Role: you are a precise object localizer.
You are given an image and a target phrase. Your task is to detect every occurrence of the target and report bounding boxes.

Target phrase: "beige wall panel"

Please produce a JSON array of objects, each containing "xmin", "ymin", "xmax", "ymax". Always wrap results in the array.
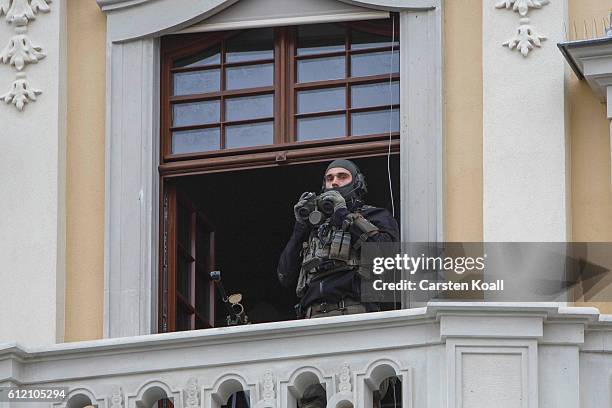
[
  {"xmin": 568, "ymin": 0, "xmax": 612, "ymax": 314},
  {"xmin": 65, "ymin": 0, "xmax": 106, "ymax": 341},
  {"xmin": 444, "ymin": 0, "xmax": 483, "ymax": 241}
]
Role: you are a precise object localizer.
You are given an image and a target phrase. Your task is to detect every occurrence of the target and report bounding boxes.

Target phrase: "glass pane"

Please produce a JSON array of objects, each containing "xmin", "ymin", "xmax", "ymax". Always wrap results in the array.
[
  {"xmin": 351, "ymin": 51, "xmax": 400, "ymax": 77},
  {"xmin": 177, "ymin": 255, "xmax": 191, "ymax": 298},
  {"xmin": 226, "ymin": 64, "xmax": 273, "ymax": 90},
  {"xmin": 226, "ymin": 29, "xmax": 274, "ymax": 63},
  {"xmin": 297, "ymin": 56, "xmax": 345, "ymax": 83},
  {"xmin": 195, "ymin": 267, "xmax": 210, "ymax": 318},
  {"xmin": 351, "ymin": 27, "xmax": 399, "ymax": 50},
  {"xmin": 297, "ymin": 114, "xmax": 345, "ymax": 141},
  {"xmin": 297, "ymin": 87, "xmax": 345, "ymax": 114},
  {"xmin": 351, "ymin": 82, "xmax": 399, "ymax": 108},
  {"xmin": 297, "ymin": 24, "xmax": 345, "ymax": 56},
  {"xmin": 177, "ymin": 204, "xmax": 191, "ymax": 247},
  {"xmin": 226, "ymin": 94, "xmax": 274, "ymax": 122},
  {"xmin": 173, "ymin": 69, "xmax": 220, "ymax": 96},
  {"xmin": 351, "ymin": 108, "xmax": 400, "ymax": 136},
  {"xmin": 176, "ymin": 301, "xmax": 191, "ymax": 331},
  {"xmin": 226, "ymin": 121, "xmax": 273, "ymax": 149},
  {"xmin": 172, "ymin": 128, "xmax": 220, "ymax": 154},
  {"xmin": 173, "ymin": 101, "xmax": 220, "ymax": 127},
  {"xmin": 174, "ymin": 47, "xmax": 220, "ymax": 68},
  {"xmin": 196, "ymin": 223, "xmax": 211, "ymax": 262}
]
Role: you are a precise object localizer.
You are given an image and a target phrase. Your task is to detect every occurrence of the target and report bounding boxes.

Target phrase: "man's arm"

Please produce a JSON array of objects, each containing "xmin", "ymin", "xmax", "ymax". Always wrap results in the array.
[{"xmin": 276, "ymin": 221, "xmax": 310, "ymax": 289}]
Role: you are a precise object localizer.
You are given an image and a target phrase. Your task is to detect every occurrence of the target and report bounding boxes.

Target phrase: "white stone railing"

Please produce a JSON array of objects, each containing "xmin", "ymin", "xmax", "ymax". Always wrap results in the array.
[{"xmin": 0, "ymin": 303, "xmax": 611, "ymax": 408}]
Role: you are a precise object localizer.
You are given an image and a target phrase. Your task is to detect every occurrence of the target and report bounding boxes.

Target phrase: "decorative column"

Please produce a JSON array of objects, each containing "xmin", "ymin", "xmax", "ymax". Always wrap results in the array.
[
  {"xmin": 0, "ymin": 0, "xmax": 67, "ymax": 345},
  {"xmin": 483, "ymin": 0, "xmax": 568, "ymax": 241}
]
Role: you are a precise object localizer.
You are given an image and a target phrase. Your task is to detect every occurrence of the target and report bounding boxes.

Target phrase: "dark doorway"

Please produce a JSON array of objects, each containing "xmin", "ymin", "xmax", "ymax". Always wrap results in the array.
[{"xmin": 169, "ymin": 154, "xmax": 400, "ymax": 326}]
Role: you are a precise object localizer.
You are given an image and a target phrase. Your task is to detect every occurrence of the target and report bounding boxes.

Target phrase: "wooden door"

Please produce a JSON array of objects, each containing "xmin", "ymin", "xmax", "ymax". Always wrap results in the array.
[{"xmin": 161, "ymin": 183, "xmax": 216, "ymax": 332}]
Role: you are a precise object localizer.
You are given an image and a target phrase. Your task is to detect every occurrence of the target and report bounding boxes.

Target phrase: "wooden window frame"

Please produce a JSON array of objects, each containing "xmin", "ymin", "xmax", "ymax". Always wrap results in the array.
[
  {"xmin": 160, "ymin": 17, "xmax": 400, "ymax": 176},
  {"xmin": 161, "ymin": 184, "xmax": 216, "ymax": 333}
]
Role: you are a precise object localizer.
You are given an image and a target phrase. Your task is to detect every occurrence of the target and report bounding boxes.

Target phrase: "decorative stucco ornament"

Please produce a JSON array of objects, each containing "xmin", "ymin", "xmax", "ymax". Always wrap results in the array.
[
  {"xmin": 338, "ymin": 363, "xmax": 352, "ymax": 392},
  {"xmin": 261, "ymin": 370, "xmax": 275, "ymax": 400},
  {"xmin": 184, "ymin": 377, "xmax": 200, "ymax": 408},
  {"xmin": 0, "ymin": 27, "xmax": 45, "ymax": 70},
  {"xmin": 0, "ymin": 0, "xmax": 51, "ymax": 24},
  {"xmin": 109, "ymin": 387, "xmax": 123, "ymax": 408},
  {"xmin": 1, "ymin": 72, "xmax": 41, "ymax": 110},
  {"xmin": 496, "ymin": 0, "xmax": 550, "ymax": 17},
  {"xmin": 503, "ymin": 18, "xmax": 547, "ymax": 57}
]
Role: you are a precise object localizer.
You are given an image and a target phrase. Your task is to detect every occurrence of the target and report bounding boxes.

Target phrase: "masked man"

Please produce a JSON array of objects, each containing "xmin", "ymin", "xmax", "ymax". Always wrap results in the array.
[{"xmin": 277, "ymin": 159, "xmax": 400, "ymax": 319}]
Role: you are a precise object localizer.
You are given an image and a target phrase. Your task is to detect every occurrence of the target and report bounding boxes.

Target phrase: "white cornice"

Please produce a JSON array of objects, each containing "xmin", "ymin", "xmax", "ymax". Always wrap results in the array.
[
  {"xmin": 96, "ymin": 0, "xmax": 151, "ymax": 12},
  {"xmin": 96, "ymin": 0, "xmax": 439, "ymax": 41},
  {"xmin": 559, "ymin": 38, "xmax": 612, "ymax": 109}
]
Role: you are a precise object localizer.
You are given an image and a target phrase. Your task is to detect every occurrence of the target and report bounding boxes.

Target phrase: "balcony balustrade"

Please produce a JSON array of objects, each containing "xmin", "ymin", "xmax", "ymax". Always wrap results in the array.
[{"xmin": 0, "ymin": 303, "xmax": 611, "ymax": 408}]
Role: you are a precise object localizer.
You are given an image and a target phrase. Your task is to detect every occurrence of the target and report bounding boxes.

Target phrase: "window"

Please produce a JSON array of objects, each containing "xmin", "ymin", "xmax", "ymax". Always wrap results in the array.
[
  {"xmin": 159, "ymin": 18, "xmax": 402, "ymax": 332},
  {"xmin": 161, "ymin": 18, "xmax": 400, "ymax": 166}
]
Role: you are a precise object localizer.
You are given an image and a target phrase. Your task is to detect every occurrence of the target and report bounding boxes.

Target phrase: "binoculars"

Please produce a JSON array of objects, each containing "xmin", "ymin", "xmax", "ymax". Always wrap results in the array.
[{"xmin": 296, "ymin": 192, "xmax": 335, "ymax": 226}]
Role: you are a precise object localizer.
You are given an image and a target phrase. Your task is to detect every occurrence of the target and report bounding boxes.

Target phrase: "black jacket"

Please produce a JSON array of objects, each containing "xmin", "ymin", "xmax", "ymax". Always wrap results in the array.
[{"xmin": 277, "ymin": 205, "xmax": 399, "ymax": 308}]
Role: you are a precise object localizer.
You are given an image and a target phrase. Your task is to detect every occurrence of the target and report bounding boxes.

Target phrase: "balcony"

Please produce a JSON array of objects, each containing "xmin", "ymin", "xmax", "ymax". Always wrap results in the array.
[{"xmin": 0, "ymin": 303, "xmax": 611, "ymax": 408}]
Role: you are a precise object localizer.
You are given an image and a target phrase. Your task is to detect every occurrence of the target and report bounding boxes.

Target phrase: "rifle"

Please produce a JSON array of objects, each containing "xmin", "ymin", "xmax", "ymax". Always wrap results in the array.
[{"xmin": 209, "ymin": 270, "xmax": 250, "ymax": 326}]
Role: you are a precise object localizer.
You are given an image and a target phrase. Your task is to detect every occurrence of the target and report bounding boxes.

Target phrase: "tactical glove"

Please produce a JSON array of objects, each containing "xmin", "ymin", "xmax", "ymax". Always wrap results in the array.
[
  {"xmin": 294, "ymin": 192, "xmax": 316, "ymax": 224},
  {"xmin": 319, "ymin": 190, "xmax": 347, "ymax": 212}
]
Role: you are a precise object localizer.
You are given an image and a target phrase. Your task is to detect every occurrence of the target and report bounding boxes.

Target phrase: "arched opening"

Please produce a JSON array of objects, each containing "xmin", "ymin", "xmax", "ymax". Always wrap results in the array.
[
  {"xmin": 221, "ymin": 391, "xmax": 250, "ymax": 408},
  {"xmin": 65, "ymin": 394, "xmax": 94, "ymax": 408},
  {"xmin": 366, "ymin": 363, "xmax": 403, "ymax": 408}
]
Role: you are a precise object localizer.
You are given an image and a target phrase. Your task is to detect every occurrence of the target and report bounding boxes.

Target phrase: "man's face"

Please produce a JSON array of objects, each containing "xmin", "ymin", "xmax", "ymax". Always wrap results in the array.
[{"xmin": 324, "ymin": 167, "xmax": 353, "ymax": 189}]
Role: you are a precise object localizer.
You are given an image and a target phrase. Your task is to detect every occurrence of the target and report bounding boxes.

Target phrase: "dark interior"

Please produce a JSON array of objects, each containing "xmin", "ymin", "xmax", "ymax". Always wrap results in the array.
[{"xmin": 174, "ymin": 154, "xmax": 400, "ymax": 326}]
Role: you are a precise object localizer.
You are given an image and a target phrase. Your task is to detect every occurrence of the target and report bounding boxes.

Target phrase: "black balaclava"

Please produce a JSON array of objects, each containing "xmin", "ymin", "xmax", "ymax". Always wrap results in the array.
[{"xmin": 322, "ymin": 159, "xmax": 367, "ymax": 207}]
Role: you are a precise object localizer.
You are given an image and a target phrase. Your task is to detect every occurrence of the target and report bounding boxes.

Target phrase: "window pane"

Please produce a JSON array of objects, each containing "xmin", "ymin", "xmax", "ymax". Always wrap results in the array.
[
  {"xmin": 297, "ymin": 114, "xmax": 345, "ymax": 141},
  {"xmin": 351, "ymin": 82, "xmax": 399, "ymax": 108},
  {"xmin": 173, "ymin": 101, "xmax": 220, "ymax": 127},
  {"xmin": 174, "ymin": 47, "xmax": 220, "ymax": 68},
  {"xmin": 177, "ymin": 255, "xmax": 191, "ymax": 299},
  {"xmin": 226, "ymin": 121, "xmax": 273, "ymax": 149},
  {"xmin": 176, "ymin": 301, "xmax": 191, "ymax": 331},
  {"xmin": 177, "ymin": 203, "xmax": 191, "ymax": 247},
  {"xmin": 226, "ymin": 64, "xmax": 273, "ymax": 90},
  {"xmin": 226, "ymin": 29, "xmax": 274, "ymax": 63},
  {"xmin": 297, "ymin": 23, "xmax": 345, "ymax": 56},
  {"xmin": 173, "ymin": 70, "xmax": 220, "ymax": 96},
  {"xmin": 297, "ymin": 56, "xmax": 345, "ymax": 83},
  {"xmin": 172, "ymin": 128, "xmax": 220, "ymax": 154},
  {"xmin": 351, "ymin": 51, "xmax": 400, "ymax": 77},
  {"xmin": 195, "ymin": 267, "xmax": 210, "ymax": 319},
  {"xmin": 351, "ymin": 109, "xmax": 399, "ymax": 136},
  {"xmin": 226, "ymin": 94, "xmax": 274, "ymax": 122},
  {"xmin": 351, "ymin": 28, "xmax": 398, "ymax": 50},
  {"xmin": 297, "ymin": 87, "xmax": 345, "ymax": 114}
]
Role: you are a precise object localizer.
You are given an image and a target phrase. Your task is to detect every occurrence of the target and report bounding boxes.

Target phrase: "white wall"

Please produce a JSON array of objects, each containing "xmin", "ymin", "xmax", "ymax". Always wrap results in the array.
[
  {"xmin": 483, "ymin": 0, "xmax": 569, "ymax": 241},
  {"xmin": 0, "ymin": 0, "xmax": 67, "ymax": 346}
]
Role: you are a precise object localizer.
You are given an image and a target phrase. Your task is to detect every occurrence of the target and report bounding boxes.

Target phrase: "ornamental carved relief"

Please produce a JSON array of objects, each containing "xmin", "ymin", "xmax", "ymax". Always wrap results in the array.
[
  {"xmin": 337, "ymin": 363, "xmax": 352, "ymax": 392},
  {"xmin": 1, "ymin": 72, "xmax": 41, "ymax": 110},
  {"xmin": 184, "ymin": 377, "xmax": 200, "ymax": 408},
  {"xmin": 496, "ymin": 0, "xmax": 549, "ymax": 57},
  {"xmin": 109, "ymin": 387, "xmax": 124, "ymax": 408},
  {"xmin": 0, "ymin": 0, "xmax": 50, "ymax": 24},
  {"xmin": 496, "ymin": 0, "xmax": 549, "ymax": 17},
  {"xmin": 503, "ymin": 17, "xmax": 547, "ymax": 57},
  {"xmin": 0, "ymin": 0, "xmax": 49, "ymax": 111},
  {"xmin": 261, "ymin": 370, "xmax": 275, "ymax": 401},
  {"xmin": 0, "ymin": 26, "xmax": 45, "ymax": 70}
]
